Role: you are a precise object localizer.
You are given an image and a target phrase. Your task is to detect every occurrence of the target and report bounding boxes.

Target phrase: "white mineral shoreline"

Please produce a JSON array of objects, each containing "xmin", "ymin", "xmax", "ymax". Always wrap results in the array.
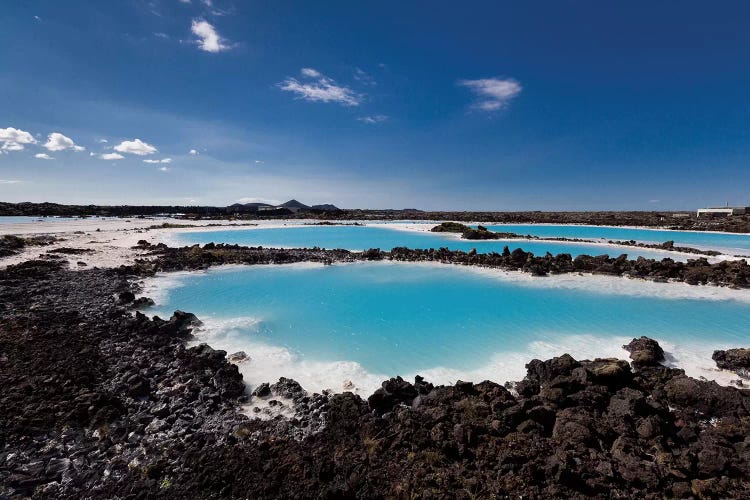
[{"xmin": 0, "ymin": 218, "xmax": 746, "ymax": 269}]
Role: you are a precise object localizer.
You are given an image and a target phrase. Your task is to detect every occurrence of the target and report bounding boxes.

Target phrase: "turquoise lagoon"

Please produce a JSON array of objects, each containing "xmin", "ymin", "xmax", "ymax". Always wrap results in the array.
[
  {"xmin": 147, "ymin": 261, "xmax": 750, "ymax": 395},
  {"xmin": 169, "ymin": 225, "xmax": 716, "ymax": 261},
  {"xmin": 482, "ymin": 224, "xmax": 750, "ymax": 255}
]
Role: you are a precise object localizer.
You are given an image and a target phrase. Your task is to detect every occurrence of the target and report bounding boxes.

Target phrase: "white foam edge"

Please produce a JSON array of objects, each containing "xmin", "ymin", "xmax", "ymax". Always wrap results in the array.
[{"xmin": 190, "ymin": 317, "xmax": 746, "ymax": 396}]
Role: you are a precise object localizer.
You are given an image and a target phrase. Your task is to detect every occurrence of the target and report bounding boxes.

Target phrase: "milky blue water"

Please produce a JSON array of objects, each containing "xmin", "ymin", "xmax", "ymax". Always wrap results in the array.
[
  {"xmin": 483, "ymin": 224, "xmax": 750, "ymax": 254},
  {"xmin": 148, "ymin": 262, "xmax": 750, "ymax": 393},
  {"xmin": 172, "ymin": 225, "xmax": 696, "ymax": 260}
]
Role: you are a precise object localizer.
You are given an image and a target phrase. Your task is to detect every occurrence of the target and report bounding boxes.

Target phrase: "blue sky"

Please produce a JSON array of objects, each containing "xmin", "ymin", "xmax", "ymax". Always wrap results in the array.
[{"xmin": 1, "ymin": 1, "xmax": 749, "ymax": 210}]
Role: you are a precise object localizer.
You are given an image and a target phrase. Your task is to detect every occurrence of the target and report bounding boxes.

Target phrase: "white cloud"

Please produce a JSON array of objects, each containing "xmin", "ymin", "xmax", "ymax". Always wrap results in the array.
[
  {"xmin": 99, "ymin": 152, "xmax": 124, "ymax": 160},
  {"xmin": 191, "ymin": 19, "xmax": 230, "ymax": 53},
  {"xmin": 0, "ymin": 127, "xmax": 37, "ymax": 151},
  {"xmin": 44, "ymin": 132, "xmax": 85, "ymax": 152},
  {"xmin": 277, "ymin": 69, "xmax": 362, "ymax": 106},
  {"xmin": 237, "ymin": 197, "xmax": 280, "ymax": 205},
  {"xmin": 189, "ymin": 149, "xmax": 199, "ymax": 155},
  {"xmin": 357, "ymin": 115, "xmax": 388, "ymax": 124},
  {"xmin": 114, "ymin": 138, "xmax": 157, "ymax": 155},
  {"xmin": 0, "ymin": 179, "xmax": 22, "ymax": 184},
  {"xmin": 300, "ymin": 68, "xmax": 321, "ymax": 78},
  {"xmin": 458, "ymin": 77, "xmax": 522, "ymax": 111},
  {"xmin": 1, "ymin": 142, "xmax": 25, "ymax": 152},
  {"xmin": 143, "ymin": 158, "xmax": 172, "ymax": 164},
  {"xmin": 159, "ymin": 166, "xmax": 170, "ymax": 171},
  {"xmin": 34, "ymin": 153, "xmax": 55, "ymax": 160},
  {"xmin": 98, "ymin": 139, "xmax": 108, "ymax": 143},
  {"xmin": 89, "ymin": 152, "xmax": 96, "ymax": 156}
]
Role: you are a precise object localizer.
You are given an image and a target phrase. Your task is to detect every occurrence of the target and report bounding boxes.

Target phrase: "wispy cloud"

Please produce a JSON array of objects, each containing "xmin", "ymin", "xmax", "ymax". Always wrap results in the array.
[
  {"xmin": 0, "ymin": 127, "xmax": 37, "ymax": 151},
  {"xmin": 357, "ymin": 115, "xmax": 388, "ymax": 124},
  {"xmin": 191, "ymin": 19, "xmax": 230, "ymax": 53},
  {"xmin": 277, "ymin": 68, "xmax": 362, "ymax": 106},
  {"xmin": 34, "ymin": 153, "xmax": 55, "ymax": 160},
  {"xmin": 44, "ymin": 132, "xmax": 85, "ymax": 152},
  {"xmin": 189, "ymin": 149, "xmax": 199, "ymax": 155},
  {"xmin": 353, "ymin": 68, "xmax": 376, "ymax": 86},
  {"xmin": 143, "ymin": 158, "xmax": 172, "ymax": 164},
  {"xmin": 458, "ymin": 77, "xmax": 522, "ymax": 111},
  {"xmin": 0, "ymin": 179, "xmax": 22, "ymax": 184},
  {"xmin": 300, "ymin": 67, "xmax": 321, "ymax": 78},
  {"xmin": 114, "ymin": 138, "xmax": 157, "ymax": 155}
]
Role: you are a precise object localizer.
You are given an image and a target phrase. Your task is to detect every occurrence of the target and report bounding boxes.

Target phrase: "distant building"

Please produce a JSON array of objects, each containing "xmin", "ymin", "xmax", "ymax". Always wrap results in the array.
[{"xmin": 696, "ymin": 206, "xmax": 748, "ymax": 217}]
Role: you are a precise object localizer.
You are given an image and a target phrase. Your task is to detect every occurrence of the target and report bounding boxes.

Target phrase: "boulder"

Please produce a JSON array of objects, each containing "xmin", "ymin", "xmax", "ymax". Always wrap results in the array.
[
  {"xmin": 132, "ymin": 296, "xmax": 156, "ymax": 308},
  {"xmin": 712, "ymin": 348, "xmax": 750, "ymax": 378},
  {"xmin": 270, "ymin": 377, "xmax": 306, "ymax": 401},
  {"xmin": 367, "ymin": 376, "xmax": 419, "ymax": 414},
  {"xmin": 623, "ymin": 337, "xmax": 665, "ymax": 367},
  {"xmin": 252, "ymin": 382, "xmax": 271, "ymax": 397},
  {"xmin": 227, "ymin": 351, "xmax": 249, "ymax": 363},
  {"xmin": 585, "ymin": 359, "xmax": 632, "ymax": 388},
  {"xmin": 526, "ymin": 354, "xmax": 581, "ymax": 384}
]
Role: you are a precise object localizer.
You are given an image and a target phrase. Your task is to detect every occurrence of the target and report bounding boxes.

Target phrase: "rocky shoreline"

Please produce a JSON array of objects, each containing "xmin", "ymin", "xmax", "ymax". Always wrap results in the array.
[
  {"xmin": 130, "ymin": 241, "xmax": 750, "ymax": 288},
  {"xmin": 430, "ymin": 222, "xmax": 729, "ymax": 258},
  {"xmin": 2, "ymin": 258, "xmax": 750, "ymax": 498}
]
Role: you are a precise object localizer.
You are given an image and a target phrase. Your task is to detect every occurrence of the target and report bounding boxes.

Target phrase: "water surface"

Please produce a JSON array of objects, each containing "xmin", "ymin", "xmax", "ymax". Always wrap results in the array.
[
  {"xmin": 483, "ymin": 224, "xmax": 750, "ymax": 254},
  {"xmin": 172, "ymin": 225, "xmax": 694, "ymax": 260},
  {"xmin": 148, "ymin": 262, "xmax": 750, "ymax": 394}
]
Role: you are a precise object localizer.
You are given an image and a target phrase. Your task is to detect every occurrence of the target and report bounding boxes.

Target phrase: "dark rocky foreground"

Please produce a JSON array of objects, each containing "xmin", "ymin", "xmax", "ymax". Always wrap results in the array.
[
  {"xmin": 132, "ymin": 241, "xmax": 750, "ymax": 288},
  {"xmin": 2, "ymin": 258, "xmax": 750, "ymax": 498}
]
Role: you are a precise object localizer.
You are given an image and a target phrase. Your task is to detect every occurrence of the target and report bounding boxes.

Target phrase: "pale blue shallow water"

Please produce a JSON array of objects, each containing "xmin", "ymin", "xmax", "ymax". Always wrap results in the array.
[
  {"xmin": 149, "ymin": 262, "xmax": 750, "ymax": 393},
  {"xmin": 172, "ymin": 225, "xmax": 697, "ymax": 260},
  {"xmin": 483, "ymin": 224, "xmax": 750, "ymax": 254}
]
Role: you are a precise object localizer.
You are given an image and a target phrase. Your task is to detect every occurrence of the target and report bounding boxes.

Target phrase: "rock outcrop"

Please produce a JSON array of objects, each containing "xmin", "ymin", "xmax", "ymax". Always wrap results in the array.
[
  {"xmin": 713, "ymin": 348, "xmax": 750, "ymax": 378},
  {"xmin": 623, "ymin": 336, "xmax": 666, "ymax": 367}
]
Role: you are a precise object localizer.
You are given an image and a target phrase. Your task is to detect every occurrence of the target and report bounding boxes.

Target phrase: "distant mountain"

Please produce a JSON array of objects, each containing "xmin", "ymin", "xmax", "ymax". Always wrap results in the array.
[
  {"xmin": 226, "ymin": 199, "xmax": 340, "ymax": 213},
  {"xmin": 310, "ymin": 204, "xmax": 340, "ymax": 211},
  {"xmin": 278, "ymin": 199, "xmax": 310, "ymax": 210},
  {"xmin": 228, "ymin": 202, "xmax": 273, "ymax": 208}
]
